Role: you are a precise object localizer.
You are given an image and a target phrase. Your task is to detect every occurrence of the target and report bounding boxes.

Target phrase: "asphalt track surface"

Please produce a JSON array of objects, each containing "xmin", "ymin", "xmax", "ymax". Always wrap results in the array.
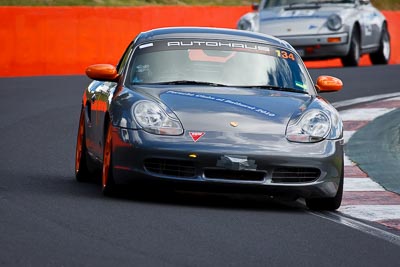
[{"xmin": 1, "ymin": 65, "xmax": 400, "ymax": 266}]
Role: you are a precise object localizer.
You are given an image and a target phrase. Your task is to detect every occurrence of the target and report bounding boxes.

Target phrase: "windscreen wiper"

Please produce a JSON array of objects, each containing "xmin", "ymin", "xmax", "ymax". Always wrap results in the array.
[
  {"xmin": 286, "ymin": 1, "xmax": 321, "ymax": 9},
  {"xmin": 318, "ymin": 0, "xmax": 349, "ymax": 3},
  {"xmin": 142, "ymin": 80, "xmax": 229, "ymax": 87},
  {"xmin": 242, "ymin": 85, "xmax": 308, "ymax": 94}
]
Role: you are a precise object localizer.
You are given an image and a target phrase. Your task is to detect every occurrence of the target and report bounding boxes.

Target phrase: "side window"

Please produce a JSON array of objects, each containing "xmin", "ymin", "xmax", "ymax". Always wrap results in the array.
[{"xmin": 116, "ymin": 42, "xmax": 134, "ymax": 74}]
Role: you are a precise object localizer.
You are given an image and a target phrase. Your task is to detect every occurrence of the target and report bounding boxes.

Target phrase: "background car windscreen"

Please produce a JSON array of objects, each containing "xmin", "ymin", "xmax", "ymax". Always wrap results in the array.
[
  {"xmin": 263, "ymin": 0, "xmax": 355, "ymax": 8},
  {"xmin": 128, "ymin": 39, "xmax": 313, "ymax": 92}
]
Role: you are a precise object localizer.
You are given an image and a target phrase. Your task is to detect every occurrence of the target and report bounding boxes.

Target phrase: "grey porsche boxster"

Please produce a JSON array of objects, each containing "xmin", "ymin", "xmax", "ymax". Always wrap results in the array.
[
  {"xmin": 75, "ymin": 27, "xmax": 345, "ymax": 210},
  {"xmin": 237, "ymin": 0, "xmax": 391, "ymax": 67}
]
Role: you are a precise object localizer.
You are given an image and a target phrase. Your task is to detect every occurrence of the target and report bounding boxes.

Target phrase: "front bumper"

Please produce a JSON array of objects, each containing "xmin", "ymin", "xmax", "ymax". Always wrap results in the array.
[
  {"xmin": 111, "ymin": 127, "xmax": 344, "ymax": 199},
  {"xmin": 276, "ymin": 32, "xmax": 350, "ymax": 59}
]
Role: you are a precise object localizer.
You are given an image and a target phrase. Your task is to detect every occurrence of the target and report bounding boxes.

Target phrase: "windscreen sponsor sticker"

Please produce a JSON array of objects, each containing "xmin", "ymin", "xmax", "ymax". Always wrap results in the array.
[
  {"xmin": 139, "ymin": 43, "xmax": 154, "ymax": 49},
  {"xmin": 167, "ymin": 41, "xmax": 271, "ymax": 53},
  {"xmin": 135, "ymin": 39, "xmax": 298, "ymax": 62}
]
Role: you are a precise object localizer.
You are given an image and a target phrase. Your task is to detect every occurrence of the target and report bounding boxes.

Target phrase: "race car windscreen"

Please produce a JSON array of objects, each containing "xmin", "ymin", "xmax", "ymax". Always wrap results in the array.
[
  {"xmin": 263, "ymin": 0, "xmax": 355, "ymax": 8},
  {"xmin": 127, "ymin": 39, "xmax": 314, "ymax": 93}
]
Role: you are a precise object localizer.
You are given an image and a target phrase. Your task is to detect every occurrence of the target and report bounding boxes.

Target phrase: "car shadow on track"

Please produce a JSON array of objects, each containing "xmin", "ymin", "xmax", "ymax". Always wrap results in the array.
[
  {"xmin": 104, "ymin": 183, "xmax": 305, "ymax": 213},
  {"xmin": 28, "ymin": 174, "xmax": 306, "ymax": 213}
]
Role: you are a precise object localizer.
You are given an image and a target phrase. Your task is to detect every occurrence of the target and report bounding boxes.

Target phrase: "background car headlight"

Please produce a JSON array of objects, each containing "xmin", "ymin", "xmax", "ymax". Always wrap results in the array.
[
  {"xmin": 327, "ymin": 14, "xmax": 342, "ymax": 31},
  {"xmin": 133, "ymin": 100, "xmax": 183, "ymax": 135},
  {"xmin": 238, "ymin": 19, "xmax": 254, "ymax": 31},
  {"xmin": 286, "ymin": 110, "xmax": 331, "ymax": 143}
]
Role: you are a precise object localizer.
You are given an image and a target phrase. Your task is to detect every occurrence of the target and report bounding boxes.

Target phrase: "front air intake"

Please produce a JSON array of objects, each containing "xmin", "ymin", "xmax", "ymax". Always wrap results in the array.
[
  {"xmin": 271, "ymin": 167, "xmax": 320, "ymax": 183},
  {"xmin": 204, "ymin": 168, "xmax": 265, "ymax": 181},
  {"xmin": 144, "ymin": 158, "xmax": 195, "ymax": 178}
]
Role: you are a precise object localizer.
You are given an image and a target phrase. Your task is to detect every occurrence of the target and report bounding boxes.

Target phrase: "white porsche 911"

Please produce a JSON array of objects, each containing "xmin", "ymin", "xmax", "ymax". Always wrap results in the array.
[{"xmin": 237, "ymin": 0, "xmax": 391, "ymax": 67}]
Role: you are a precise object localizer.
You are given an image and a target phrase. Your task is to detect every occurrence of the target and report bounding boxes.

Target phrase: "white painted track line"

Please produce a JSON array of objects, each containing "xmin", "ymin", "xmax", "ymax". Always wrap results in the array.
[
  {"xmin": 344, "ymin": 178, "xmax": 386, "ymax": 192},
  {"xmin": 333, "ymin": 92, "xmax": 400, "ymax": 109},
  {"xmin": 343, "ymin": 154, "xmax": 355, "ymax": 166},
  {"xmin": 339, "ymin": 108, "xmax": 395, "ymax": 121},
  {"xmin": 338, "ymin": 205, "xmax": 400, "ymax": 221},
  {"xmin": 343, "ymin": 130, "xmax": 356, "ymax": 144}
]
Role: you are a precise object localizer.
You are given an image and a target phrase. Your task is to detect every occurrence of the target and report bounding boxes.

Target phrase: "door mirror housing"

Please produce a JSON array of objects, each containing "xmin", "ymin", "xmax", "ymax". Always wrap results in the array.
[
  {"xmin": 315, "ymin": 76, "xmax": 343, "ymax": 93},
  {"xmin": 86, "ymin": 64, "xmax": 120, "ymax": 82},
  {"xmin": 252, "ymin": 2, "xmax": 259, "ymax": 10}
]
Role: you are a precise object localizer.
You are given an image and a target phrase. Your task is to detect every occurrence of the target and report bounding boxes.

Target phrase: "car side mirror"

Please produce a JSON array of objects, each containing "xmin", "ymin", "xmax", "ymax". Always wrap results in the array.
[
  {"xmin": 252, "ymin": 2, "xmax": 259, "ymax": 11},
  {"xmin": 359, "ymin": 0, "xmax": 370, "ymax": 5},
  {"xmin": 315, "ymin": 76, "xmax": 343, "ymax": 93},
  {"xmin": 85, "ymin": 64, "xmax": 120, "ymax": 82}
]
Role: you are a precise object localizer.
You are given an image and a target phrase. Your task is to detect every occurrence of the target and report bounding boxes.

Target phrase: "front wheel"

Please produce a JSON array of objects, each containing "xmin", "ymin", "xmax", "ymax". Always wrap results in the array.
[
  {"xmin": 341, "ymin": 27, "xmax": 360, "ymax": 67},
  {"xmin": 102, "ymin": 122, "xmax": 117, "ymax": 196},
  {"xmin": 369, "ymin": 25, "xmax": 391, "ymax": 65},
  {"xmin": 306, "ymin": 167, "xmax": 344, "ymax": 211}
]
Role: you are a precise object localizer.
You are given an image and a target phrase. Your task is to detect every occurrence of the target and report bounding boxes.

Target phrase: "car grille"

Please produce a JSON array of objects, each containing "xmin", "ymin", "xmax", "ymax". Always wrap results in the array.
[
  {"xmin": 144, "ymin": 158, "xmax": 196, "ymax": 178},
  {"xmin": 204, "ymin": 168, "xmax": 265, "ymax": 181},
  {"xmin": 271, "ymin": 167, "xmax": 320, "ymax": 183}
]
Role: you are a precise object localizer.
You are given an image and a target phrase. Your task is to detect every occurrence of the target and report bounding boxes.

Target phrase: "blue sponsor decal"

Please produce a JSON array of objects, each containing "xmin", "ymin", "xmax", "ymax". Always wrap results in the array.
[
  {"xmin": 308, "ymin": 25, "xmax": 318, "ymax": 30},
  {"xmin": 165, "ymin": 90, "xmax": 276, "ymax": 117}
]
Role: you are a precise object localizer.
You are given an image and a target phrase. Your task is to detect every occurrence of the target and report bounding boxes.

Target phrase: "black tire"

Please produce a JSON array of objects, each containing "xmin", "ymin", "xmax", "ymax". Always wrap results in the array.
[
  {"xmin": 102, "ymin": 122, "xmax": 118, "ymax": 196},
  {"xmin": 75, "ymin": 109, "xmax": 92, "ymax": 182},
  {"xmin": 369, "ymin": 24, "xmax": 391, "ymax": 65},
  {"xmin": 341, "ymin": 27, "xmax": 360, "ymax": 67},
  {"xmin": 306, "ymin": 165, "xmax": 344, "ymax": 211}
]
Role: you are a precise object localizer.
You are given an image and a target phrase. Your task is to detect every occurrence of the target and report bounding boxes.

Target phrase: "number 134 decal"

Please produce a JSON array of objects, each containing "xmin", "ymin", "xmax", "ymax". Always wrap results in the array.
[{"xmin": 275, "ymin": 50, "xmax": 296, "ymax": 61}]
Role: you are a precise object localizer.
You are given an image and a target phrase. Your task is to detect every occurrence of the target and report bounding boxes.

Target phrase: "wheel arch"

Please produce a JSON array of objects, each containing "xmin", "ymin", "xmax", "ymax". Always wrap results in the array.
[
  {"xmin": 382, "ymin": 20, "xmax": 390, "ymax": 38},
  {"xmin": 103, "ymin": 112, "xmax": 111, "ymax": 145}
]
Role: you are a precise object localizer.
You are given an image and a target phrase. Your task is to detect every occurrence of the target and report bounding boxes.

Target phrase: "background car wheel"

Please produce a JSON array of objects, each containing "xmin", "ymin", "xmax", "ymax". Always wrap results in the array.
[
  {"xmin": 305, "ymin": 166, "xmax": 344, "ymax": 211},
  {"xmin": 102, "ymin": 122, "xmax": 117, "ymax": 196},
  {"xmin": 75, "ymin": 109, "xmax": 92, "ymax": 182},
  {"xmin": 369, "ymin": 24, "xmax": 391, "ymax": 65},
  {"xmin": 341, "ymin": 27, "xmax": 360, "ymax": 67}
]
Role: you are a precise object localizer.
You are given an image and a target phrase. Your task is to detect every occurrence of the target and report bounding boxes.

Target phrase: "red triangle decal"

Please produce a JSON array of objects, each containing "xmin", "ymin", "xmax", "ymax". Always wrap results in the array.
[{"xmin": 189, "ymin": 132, "xmax": 205, "ymax": 142}]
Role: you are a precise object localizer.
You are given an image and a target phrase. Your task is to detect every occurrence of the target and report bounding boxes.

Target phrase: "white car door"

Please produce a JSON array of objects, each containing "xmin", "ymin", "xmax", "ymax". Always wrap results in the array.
[{"xmin": 358, "ymin": 1, "xmax": 381, "ymax": 49}]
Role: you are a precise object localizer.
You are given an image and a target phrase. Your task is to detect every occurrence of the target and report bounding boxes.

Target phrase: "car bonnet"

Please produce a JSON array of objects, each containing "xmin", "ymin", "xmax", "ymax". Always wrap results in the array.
[
  {"xmin": 139, "ymin": 85, "xmax": 314, "ymax": 136},
  {"xmin": 258, "ymin": 5, "xmax": 350, "ymax": 36}
]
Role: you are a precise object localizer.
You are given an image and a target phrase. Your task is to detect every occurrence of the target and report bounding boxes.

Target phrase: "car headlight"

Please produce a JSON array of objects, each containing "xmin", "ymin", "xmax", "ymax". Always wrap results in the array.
[
  {"xmin": 286, "ymin": 110, "xmax": 331, "ymax": 143},
  {"xmin": 327, "ymin": 14, "xmax": 342, "ymax": 31},
  {"xmin": 238, "ymin": 19, "xmax": 254, "ymax": 31},
  {"xmin": 133, "ymin": 100, "xmax": 183, "ymax": 135}
]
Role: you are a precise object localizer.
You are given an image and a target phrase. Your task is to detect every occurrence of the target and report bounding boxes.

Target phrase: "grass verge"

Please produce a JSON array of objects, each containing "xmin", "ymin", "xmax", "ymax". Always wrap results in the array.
[{"xmin": 1, "ymin": 0, "xmax": 399, "ymax": 10}]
